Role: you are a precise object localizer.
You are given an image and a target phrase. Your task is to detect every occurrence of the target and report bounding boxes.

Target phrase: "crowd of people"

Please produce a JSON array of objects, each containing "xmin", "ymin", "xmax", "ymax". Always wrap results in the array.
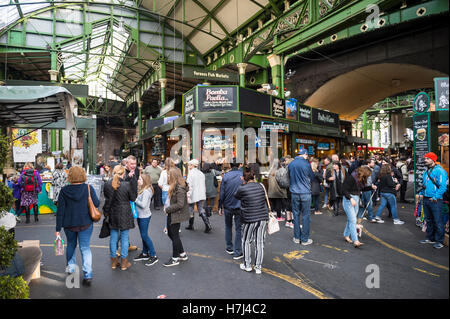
[{"xmin": 4, "ymin": 150, "xmax": 448, "ymax": 287}]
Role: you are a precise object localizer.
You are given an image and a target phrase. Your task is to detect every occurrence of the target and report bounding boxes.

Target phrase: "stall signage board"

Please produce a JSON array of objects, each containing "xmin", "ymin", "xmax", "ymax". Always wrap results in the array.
[
  {"xmin": 12, "ymin": 129, "xmax": 42, "ymax": 163},
  {"xmin": 312, "ymin": 109, "xmax": 339, "ymax": 128},
  {"xmin": 308, "ymin": 145, "xmax": 315, "ymax": 155},
  {"xmin": 86, "ymin": 175, "xmax": 103, "ymax": 200},
  {"xmin": 261, "ymin": 121, "xmax": 289, "ymax": 133},
  {"xmin": 434, "ymin": 77, "xmax": 449, "ymax": 111},
  {"xmin": 160, "ymin": 99, "xmax": 176, "ymax": 117},
  {"xmin": 413, "ymin": 92, "xmax": 430, "ymax": 114},
  {"xmin": 317, "ymin": 142, "xmax": 330, "ymax": 150},
  {"xmin": 272, "ymin": 98, "xmax": 285, "ymax": 118},
  {"xmin": 183, "ymin": 90, "xmax": 195, "ymax": 114},
  {"xmin": 197, "ymin": 87, "xmax": 237, "ymax": 111},
  {"xmin": 285, "ymin": 99, "xmax": 297, "ymax": 120},
  {"xmin": 413, "ymin": 113, "xmax": 431, "ymax": 193},
  {"xmin": 298, "ymin": 104, "xmax": 312, "ymax": 123},
  {"xmin": 296, "ymin": 138, "xmax": 316, "ymax": 145},
  {"xmin": 182, "ymin": 65, "xmax": 239, "ymax": 83}
]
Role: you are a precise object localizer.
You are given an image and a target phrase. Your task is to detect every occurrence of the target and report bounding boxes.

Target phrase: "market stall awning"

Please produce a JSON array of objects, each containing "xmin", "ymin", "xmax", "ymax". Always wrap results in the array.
[{"xmin": 0, "ymin": 86, "xmax": 76, "ymax": 131}]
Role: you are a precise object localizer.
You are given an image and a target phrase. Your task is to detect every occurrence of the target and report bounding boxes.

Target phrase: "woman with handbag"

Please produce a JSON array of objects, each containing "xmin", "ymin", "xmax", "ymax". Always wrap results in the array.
[
  {"xmin": 164, "ymin": 168, "xmax": 191, "ymax": 267},
  {"xmin": 326, "ymin": 161, "xmax": 345, "ymax": 216},
  {"xmin": 234, "ymin": 169, "xmax": 269, "ymax": 274},
  {"xmin": 55, "ymin": 166, "xmax": 100, "ymax": 286},
  {"xmin": 103, "ymin": 165, "xmax": 137, "ymax": 271},
  {"xmin": 342, "ymin": 166, "xmax": 371, "ymax": 247}
]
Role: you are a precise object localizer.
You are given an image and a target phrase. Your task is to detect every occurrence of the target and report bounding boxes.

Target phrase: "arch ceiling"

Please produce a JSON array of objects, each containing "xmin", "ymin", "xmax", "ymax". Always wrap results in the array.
[{"xmin": 304, "ymin": 63, "xmax": 448, "ymax": 121}]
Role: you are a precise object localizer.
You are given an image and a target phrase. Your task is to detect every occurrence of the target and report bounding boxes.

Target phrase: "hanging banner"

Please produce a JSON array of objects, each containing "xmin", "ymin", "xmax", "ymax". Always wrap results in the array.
[
  {"xmin": 298, "ymin": 104, "xmax": 312, "ymax": 123},
  {"xmin": 272, "ymin": 98, "xmax": 285, "ymax": 118},
  {"xmin": 285, "ymin": 99, "xmax": 297, "ymax": 120},
  {"xmin": 12, "ymin": 129, "xmax": 42, "ymax": 163},
  {"xmin": 434, "ymin": 77, "xmax": 449, "ymax": 111},
  {"xmin": 311, "ymin": 109, "xmax": 339, "ymax": 128},
  {"xmin": 183, "ymin": 90, "xmax": 196, "ymax": 114},
  {"xmin": 413, "ymin": 113, "xmax": 431, "ymax": 192}
]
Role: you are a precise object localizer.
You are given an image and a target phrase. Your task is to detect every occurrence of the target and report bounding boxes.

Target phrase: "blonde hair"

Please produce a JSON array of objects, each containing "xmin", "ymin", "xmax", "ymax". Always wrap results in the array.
[
  {"xmin": 311, "ymin": 161, "xmax": 318, "ymax": 172},
  {"xmin": 24, "ymin": 162, "xmax": 34, "ymax": 170},
  {"xmin": 112, "ymin": 165, "xmax": 125, "ymax": 190},
  {"xmin": 168, "ymin": 167, "xmax": 186, "ymax": 198},
  {"xmin": 68, "ymin": 166, "xmax": 87, "ymax": 184},
  {"xmin": 139, "ymin": 173, "xmax": 154, "ymax": 195},
  {"xmin": 165, "ymin": 157, "xmax": 175, "ymax": 171}
]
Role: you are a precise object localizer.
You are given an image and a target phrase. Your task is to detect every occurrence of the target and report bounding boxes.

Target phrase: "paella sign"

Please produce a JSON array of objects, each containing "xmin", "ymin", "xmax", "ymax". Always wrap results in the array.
[{"xmin": 12, "ymin": 129, "xmax": 42, "ymax": 163}]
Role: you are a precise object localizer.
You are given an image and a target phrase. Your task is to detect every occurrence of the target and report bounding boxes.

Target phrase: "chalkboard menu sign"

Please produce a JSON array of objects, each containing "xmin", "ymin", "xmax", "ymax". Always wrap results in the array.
[
  {"xmin": 272, "ymin": 98, "xmax": 285, "ymax": 118},
  {"xmin": 312, "ymin": 109, "xmax": 339, "ymax": 128},
  {"xmin": 197, "ymin": 86, "xmax": 237, "ymax": 111},
  {"xmin": 183, "ymin": 90, "xmax": 196, "ymax": 114},
  {"xmin": 434, "ymin": 77, "xmax": 449, "ymax": 111},
  {"xmin": 413, "ymin": 113, "xmax": 431, "ymax": 191},
  {"xmin": 86, "ymin": 175, "xmax": 103, "ymax": 200},
  {"xmin": 298, "ymin": 104, "xmax": 312, "ymax": 123},
  {"xmin": 413, "ymin": 92, "xmax": 430, "ymax": 114}
]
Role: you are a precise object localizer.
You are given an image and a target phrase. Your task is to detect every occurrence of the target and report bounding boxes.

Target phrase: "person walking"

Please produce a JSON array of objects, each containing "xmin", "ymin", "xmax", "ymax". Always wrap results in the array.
[
  {"xmin": 268, "ymin": 159, "xmax": 287, "ymax": 221},
  {"xmin": 17, "ymin": 162, "xmax": 42, "ymax": 223},
  {"xmin": 342, "ymin": 166, "xmax": 371, "ymax": 248},
  {"xmin": 124, "ymin": 155, "xmax": 139, "ymax": 251},
  {"xmin": 374, "ymin": 164, "xmax": 405, "ymax": 225},
  {"xmin": 396, "ymin": 157, "xmax": 410, "ymax": 203},
  {"xmin": 202, "ymin": 162, "xmax": 219, "ymax": 217},
  {"xmin": 218, "ymin": 159, "xmax": 243, "ymax": 260},
  {"xmin": 234, "ymin": 170, "xmax": 269, "ymax": 274},
  {"xmin": 164, "ymin": 168, "xmax": 190, "ymax": 267},
  {"xmin": 133, "ymin": 174, "xmax": 159, "ymax": 266},
  {"xmin": 311, "ymin": 160, "xmax": 323, "ymax": 215},
  {"xmin": 358, "ymin": 159, "xmax": 378, "ymax": 223},
  {"xmin": 322, "ymin": 157, "xmax": 331, "ymax": 209},
  {"xmin": 103, "ymin": 165, "xmax": 137, "ymax": 271},
  {"xmin": 326, "ymin": 161, "xmax": 345, "ymax": 216},
  {"xmin": 159, "ymin": 158, "xmax": 176, "ymax": 234},
  {"xmin": 144, "ymin": 158, "xmax": 163, "ymax": 210},
  {"xmin": 418, "ymin": 152, "xmax": 448, "ymax": 249},
  {"xmin": 186, "ymin": 159, "xmax": 211, "ymax": 233},
  {"xmin": 55, "ymin": 166, "xmax": 99, "ymax": 286},
  {"xmin": 51, "ymin": 162, "xmax": 68, "ymax": 206},
  {"xmin": 288, "ymin": 149, "xmax": 315, "ymax": 245}
]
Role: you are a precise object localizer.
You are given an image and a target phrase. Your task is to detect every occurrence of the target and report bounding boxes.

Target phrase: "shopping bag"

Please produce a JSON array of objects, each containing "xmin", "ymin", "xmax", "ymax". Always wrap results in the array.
[
  {"xmin": 267, "ymin": 212, "xmax": 280, "ymax": 235},
  {"xmin": 54, "ymin": 235, "xmax": 64, "ymax": 256},
  {"xmin": 130, "ymin": 201, "xmax": 138, "ymax": 218}
]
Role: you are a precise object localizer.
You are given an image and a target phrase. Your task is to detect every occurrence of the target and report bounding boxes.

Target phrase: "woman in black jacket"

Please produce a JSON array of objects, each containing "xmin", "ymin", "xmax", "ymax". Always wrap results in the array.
[
  {"xmin": 326, "ymin": 161, "xmax": 345, "ymax": 216},
  {"xmin": 342, "ymin": 166, "xmax": 371, "ymax": 247},
  {"xmin": 103, "ymin": 165, "xmax": 137, "ymax": 271},
  {"xmin": 374, "ymin": 164, "xmax": 404, "ymax": 225},
  {"xmin": 234, "ymin": 170, "xmax": 269, "ymax": 274},
  {"xmin": 164, "ymin": 167, "xmax": 191, "ymax": 267}
]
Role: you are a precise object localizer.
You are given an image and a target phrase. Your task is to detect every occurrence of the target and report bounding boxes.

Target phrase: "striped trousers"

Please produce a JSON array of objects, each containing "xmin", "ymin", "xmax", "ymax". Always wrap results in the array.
[{"xmin": 241, "ymin": 220, "xmax": 268, "ymax": 270}]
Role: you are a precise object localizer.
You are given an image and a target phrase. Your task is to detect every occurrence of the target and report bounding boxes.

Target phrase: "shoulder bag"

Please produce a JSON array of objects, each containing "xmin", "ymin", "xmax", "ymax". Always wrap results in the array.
[
  {"xmin": 87, "ymin": 184, "xmax": 102, "ymax": 222},
  {"xmin": 259, "ymin": 183, "xmax": 280, "ymax": 235}
]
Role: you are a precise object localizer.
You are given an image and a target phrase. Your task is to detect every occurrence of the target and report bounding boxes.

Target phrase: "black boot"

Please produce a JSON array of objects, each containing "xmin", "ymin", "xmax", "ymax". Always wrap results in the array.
[
  {"xmin": 205, "ymin": 206, "xmax": 212, "ymax": 217},
  {"xmin": 185, "ymin": 216, "xmax": 194, "ymax": 230},
  {"xmin": 200, "ymin": 212, "xmax": 212, "ymax": 233},
  {"xmin": 34, "ymin": 204, "xmax": 39, "ymax": 222},
  {"xmin": 25, "ymin": 207, "xmax": 31, "ymax": 224}
]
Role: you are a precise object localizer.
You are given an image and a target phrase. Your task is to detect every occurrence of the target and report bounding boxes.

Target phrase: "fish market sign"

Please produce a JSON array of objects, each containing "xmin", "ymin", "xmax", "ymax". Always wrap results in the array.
[{"xmin": 182, "ymin": 66, "xmax": 239, "ymax": 83}]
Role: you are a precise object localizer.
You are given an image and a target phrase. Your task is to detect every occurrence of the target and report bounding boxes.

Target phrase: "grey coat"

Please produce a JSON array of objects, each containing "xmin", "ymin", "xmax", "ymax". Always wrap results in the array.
[
  {"xmin": 166, "ymin": 185, "xmax": 190, "ymax": 225},
  {"xmin": 204, "ymin": 171, "xmax": 218, "ymax": 198}
]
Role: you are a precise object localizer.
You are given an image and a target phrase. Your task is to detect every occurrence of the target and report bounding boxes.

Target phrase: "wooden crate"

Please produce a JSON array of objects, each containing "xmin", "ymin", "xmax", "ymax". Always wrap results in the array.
[{"xmin": 20, "ymin": 240, "xmax": 41, "ymax": 280}]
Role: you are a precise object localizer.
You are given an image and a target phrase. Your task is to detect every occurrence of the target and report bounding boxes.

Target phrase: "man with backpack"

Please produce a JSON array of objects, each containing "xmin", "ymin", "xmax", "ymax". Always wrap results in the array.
[
  {"xmin": 17, "ymin": 163, "xmax": 42, "ymax": 224},
  {"xmin": 418, "ymin": 152, "xmax": 448, "ymax": 249}
]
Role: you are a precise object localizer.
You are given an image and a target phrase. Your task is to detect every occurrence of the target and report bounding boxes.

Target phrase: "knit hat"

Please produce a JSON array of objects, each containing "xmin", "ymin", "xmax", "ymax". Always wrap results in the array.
[
  {"xmin": 424, "ymin": 152, "xmax": 437, "ymax": 162},
  {"xmin": 188, "ymin": 159, "xmax": 199, "ymax": 167}
]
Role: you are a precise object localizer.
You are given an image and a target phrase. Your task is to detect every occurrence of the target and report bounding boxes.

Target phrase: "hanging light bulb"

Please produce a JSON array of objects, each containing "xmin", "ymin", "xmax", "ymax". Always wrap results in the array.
[
  {"xmin": 118, "ymin": 17, "xmax": 125, "ymax": 32},
  {"xmin": 98, "ymin": 95, "xmax": 104, "ymax": 103}
]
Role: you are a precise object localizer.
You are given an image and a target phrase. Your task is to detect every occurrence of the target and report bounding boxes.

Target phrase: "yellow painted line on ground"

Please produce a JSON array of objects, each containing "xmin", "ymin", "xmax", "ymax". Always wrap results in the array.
[
  {"xmin": 38, "ymin": 244, "xmax": 331, "ymax": 299},
  {"xmin": 320, "ymin": 244, "xmax": 349, "ymax": 253},
  {"xmin": 362, "ymin": 229, "xmax": 449, "ymax": 271},
  {"xmin": 413, "ymin": 268, "xmax": 440, "ymax": 277}
]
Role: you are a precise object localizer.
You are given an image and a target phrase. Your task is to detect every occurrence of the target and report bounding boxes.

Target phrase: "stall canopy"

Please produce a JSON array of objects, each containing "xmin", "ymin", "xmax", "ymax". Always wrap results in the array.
[{"xmin": 0, "ymin": 86, "xmax": 76, "ymax": 131}]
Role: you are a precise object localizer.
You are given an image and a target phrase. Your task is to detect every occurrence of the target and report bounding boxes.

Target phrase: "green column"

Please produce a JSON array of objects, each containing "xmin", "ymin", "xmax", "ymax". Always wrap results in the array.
[
  {"xmin": 362, "ymin": 112, "xmax": 368, "ymax": 140},
  {"xmin": 268, "ymin": 54, "xmax": 282, "ymax": 95},
  {"xmin": 237, "ymin": 63, "xmax": 247, "ymax": 88},
  {"xmin": 51, "ymin": 130, "xmax": 57, "ymax": 152},
  {"xmin": 138, "ymin": 101, "xmax": 143, "ymax": 140},
  {"xmin": 59, "ymin": 129, "xmax": 63, "ymax": 151},
  {"xmin": 159, "ymin": 78, "xmax": 167, "ymax": 107}
]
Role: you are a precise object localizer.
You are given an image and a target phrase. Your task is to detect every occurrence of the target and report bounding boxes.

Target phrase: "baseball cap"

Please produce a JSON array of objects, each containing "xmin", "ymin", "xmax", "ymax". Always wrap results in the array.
[{"xmin": 297, "ymin": 149, "xmax": 308, "ymax": 155}]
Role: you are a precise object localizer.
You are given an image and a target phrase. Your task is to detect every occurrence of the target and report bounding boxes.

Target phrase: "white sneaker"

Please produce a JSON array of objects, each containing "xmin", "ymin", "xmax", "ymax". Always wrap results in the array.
[
  {"xmin": 301, "ymin": 239, "xmax": 313, "ymax": 246},
  {"xmin": 375, "ymin": 217, "xmax": 384, "ymax": 224},
  {"xmin": 322, "ymin": 204, "xmax": 327, "ymax": 209},
  {"xmin": 393, "ymin": 219, "xmax": 405, "ymax": 225},
  {"xmin": 239, "ymin": 263, "xmax": 252, "ymax": 272},
  {"xmin": 293, "ymin": 238, "xmax": 300, "ymax": 244},
  {"xmin": 255, "ymin": 268, "xmax": 262, "ymax": 274}
]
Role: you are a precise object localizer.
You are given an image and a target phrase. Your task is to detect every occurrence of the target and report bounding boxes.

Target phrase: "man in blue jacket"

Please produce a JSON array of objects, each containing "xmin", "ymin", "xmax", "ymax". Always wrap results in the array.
[
  {"xmin": 419, "ymin": 152, "xmax": 448, "ymax": 249},
  {"xmin": 219, "ymin": 159, "xmax": 244, "ymax": 259},
  {"xmin": 288, "ymin": 149, "xmax": 315, "ymax": 245}
]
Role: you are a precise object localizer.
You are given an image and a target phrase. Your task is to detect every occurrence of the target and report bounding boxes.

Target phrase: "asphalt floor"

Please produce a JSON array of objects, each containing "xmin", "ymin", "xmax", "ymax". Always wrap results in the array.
[{"xmin": 14, "ymin": 191, "xmax": 449, "ymax": 300}]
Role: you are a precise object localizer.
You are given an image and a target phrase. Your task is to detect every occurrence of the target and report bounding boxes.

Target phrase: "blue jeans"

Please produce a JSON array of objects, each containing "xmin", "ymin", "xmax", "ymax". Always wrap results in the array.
[
  {"xmin": 358, "ymin": 190, "xmax": 375, "ymax": 219},
  {"xmin": 343, "ymin": 196, "xmax": 359, "ymax": 242},
  {"xmin": 64, "ymin": 224, "xmax": 93, "ymax": 279},
  {"xmin": 110, "ymin": 229, "xmax": 130, "ymax": 259},
  {"xmin": 162, "ymin": 191, "xmax": 168, "ymax": 207},
  {"xmin": 291, "ymin": 193, "xmax": 311, "ymax": 242},
  {"xmin": 324, "ymin": 188, "xmax": 329, "ymax": 206},
  {"xmin": 224, "ymin": 208, "xmax": 242, "ymax": 256},
  {"xmin": 376, "ymin": 193, "xmax": 398, "ymax": 220},
  {"xmin": 137, "ymin": 217, "xmax": 156, "ymax": 257},
  {"xmin": 423, "ymin": 198, "xmax": 444, "ymax": 244},
  {"xmin": 312, "ymin": 195, "xmax": 320, "ymax": 211}
]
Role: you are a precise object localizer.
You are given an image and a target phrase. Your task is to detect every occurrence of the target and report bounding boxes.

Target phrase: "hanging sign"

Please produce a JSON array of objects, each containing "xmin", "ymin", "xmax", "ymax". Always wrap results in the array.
[
  {"xmin": 183, "ymin": 90, "xmax": 196, "ymax": 114},
  {"xmin": 312, "ymin": 109, "xmax": 339, "ymax": 128},
  {"xmin": 434, "ymin": 77, "xmax": 449, "ymax": 111},
  {"xmin": 182, "ymin": 66, "xmax": 239, "ymax": 83},
  {"xmin": 413, "ymin": 92, "xmax": 430, "ymax": 114},
  {"xmin": 298, "ymin": 104, "xmax": 312, "ymax": 123},
  {"xmin": 272, "ymin": 98, "xmax": 285, "ymax": 118},
  {"xmin": 261, "ymin": 121, "xmax": 289, "ymax": 133},
  {"xmin": 197, "ymin": 87, "xmax": 237, "ymax": 111},
  {"xmin": 413, "ymin": 113, "xmax": 431, "ymax": 192},
  {"xmin": 285, "ymin": 99, "xmax": 297, "ymax": 120}
]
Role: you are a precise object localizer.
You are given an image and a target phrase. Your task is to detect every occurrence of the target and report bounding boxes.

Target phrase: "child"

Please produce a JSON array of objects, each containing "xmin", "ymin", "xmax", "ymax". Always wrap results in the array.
[{"xmin": 12, "ymin": 176, "xmax": 23, "ymax": 217}]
